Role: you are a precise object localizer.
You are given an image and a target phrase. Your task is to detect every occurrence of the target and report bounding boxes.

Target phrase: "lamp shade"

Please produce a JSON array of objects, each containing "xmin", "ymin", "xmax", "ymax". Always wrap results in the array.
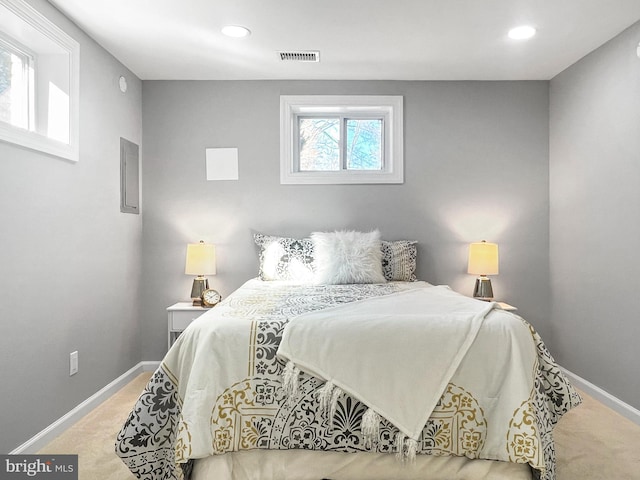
[
  {"xmin": 467, "ymin": 241, "xmax": 499, "ymax": 276},
  {"xmin": 185, "ymin": 241, "xmax": 216, "ymax": 275}
]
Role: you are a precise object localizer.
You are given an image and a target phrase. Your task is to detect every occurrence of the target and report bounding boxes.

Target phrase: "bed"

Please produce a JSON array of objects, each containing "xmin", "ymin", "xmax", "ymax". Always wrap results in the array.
[{"xmin": 116, "ymin": 231, "xmax": 581, "ymax": 480}]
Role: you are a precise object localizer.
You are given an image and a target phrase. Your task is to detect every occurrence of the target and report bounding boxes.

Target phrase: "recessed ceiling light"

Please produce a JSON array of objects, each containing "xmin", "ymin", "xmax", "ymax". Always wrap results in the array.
[
  {"xmin": 222, "ymin": 25, "xmax": 251, "ymax": 38},
  {"xmin": 508, "ymin": 25, "xmax": 536, "ymax": 40}
]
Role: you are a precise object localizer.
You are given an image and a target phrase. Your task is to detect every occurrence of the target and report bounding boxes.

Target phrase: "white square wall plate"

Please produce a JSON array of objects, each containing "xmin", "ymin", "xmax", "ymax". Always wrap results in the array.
[{"xmin": 206, "ymin": 147, "xmax": 239, "ymax": 180}]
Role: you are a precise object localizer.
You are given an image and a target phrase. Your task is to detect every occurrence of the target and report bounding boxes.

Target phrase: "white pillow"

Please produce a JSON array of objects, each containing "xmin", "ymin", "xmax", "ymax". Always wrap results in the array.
[{"xmin": 311, "ymin": 230, "xmax": 386, "ymax": 284}]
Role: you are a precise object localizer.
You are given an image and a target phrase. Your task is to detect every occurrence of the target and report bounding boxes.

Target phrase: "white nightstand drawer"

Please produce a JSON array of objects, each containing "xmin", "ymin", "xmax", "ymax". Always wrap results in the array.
[
  {"xmin": 170, "ymin": 310, "xmax": 203, "ymax": 330},
  {"xmin": 167, "ymin": 302, "xmax": 209, "ymax": 350}
]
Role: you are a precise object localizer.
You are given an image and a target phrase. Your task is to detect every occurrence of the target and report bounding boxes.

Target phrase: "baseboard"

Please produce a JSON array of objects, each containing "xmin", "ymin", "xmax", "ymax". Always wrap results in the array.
[
  {"xmin": 561, "ymin": 367, "xmax": 640, "ymax": 426},
  {"xmin": 10, "ymin": 360, "xmax": 161, "ymax": 454}
]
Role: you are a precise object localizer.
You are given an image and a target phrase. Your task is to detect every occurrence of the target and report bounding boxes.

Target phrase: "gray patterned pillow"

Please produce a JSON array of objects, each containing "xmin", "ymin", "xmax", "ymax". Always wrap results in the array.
[
  {"xmin": 254, "ymin": 233, "xmax": 315, "ymax": 282},
  {"xmin": 381, "ymin": 240, "xmax": 418, "ymax": 281}
]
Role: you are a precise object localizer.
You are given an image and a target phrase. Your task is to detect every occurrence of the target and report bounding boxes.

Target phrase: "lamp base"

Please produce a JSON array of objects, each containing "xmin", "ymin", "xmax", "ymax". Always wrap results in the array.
[
  {"xmin": 473, "ymin": 276, "xmax": 494, "ymax": 301},
  {"xmin": 190, "ymin": 277, "xmax": 209, "ymax": 306}
]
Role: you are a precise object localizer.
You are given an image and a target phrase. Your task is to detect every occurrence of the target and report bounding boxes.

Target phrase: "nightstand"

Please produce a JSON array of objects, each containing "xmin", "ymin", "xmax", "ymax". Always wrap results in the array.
[{"xmin": 167, "ymin": 302, "xmax": 208, "ymax": 349}]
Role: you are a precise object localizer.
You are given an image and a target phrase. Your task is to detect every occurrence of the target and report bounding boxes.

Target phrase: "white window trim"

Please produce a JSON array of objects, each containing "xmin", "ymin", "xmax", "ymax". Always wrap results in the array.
[
  {"xmin": 0, "ymin": 0, "xmax": 80, "ymax": 162},
  {"xmin": 280, "ymin": 95, "xmax": 403, "ymax": 184}
]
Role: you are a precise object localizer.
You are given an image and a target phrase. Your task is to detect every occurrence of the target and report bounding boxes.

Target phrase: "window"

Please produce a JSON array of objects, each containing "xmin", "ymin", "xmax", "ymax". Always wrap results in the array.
[
  {"xmin": 280, "ymin": 95, "xmax": 403, "ymax": 184},
  {"xmin": 0, "ymin": 35, "xmax": 34, "ymax": 130},
  {"xmin": 0, "ymin": 0, "xmax": 79, "ymax": 161},
  {"xmin": 298, "ymin": 117, "xmax": 383, "ymax": 172}
]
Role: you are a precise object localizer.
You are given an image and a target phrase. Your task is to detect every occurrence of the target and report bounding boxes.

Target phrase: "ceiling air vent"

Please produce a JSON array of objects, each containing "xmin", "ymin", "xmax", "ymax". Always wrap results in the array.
[{"xmin": 278, "ymin": 50, "xmax": 320, "ymax": 62}]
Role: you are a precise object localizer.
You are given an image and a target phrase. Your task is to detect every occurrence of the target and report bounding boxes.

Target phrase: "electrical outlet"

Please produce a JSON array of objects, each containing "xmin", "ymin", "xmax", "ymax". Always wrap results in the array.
[{"xmin": 69, "ymin": 351, "xmax": 78, "ymax": 376}]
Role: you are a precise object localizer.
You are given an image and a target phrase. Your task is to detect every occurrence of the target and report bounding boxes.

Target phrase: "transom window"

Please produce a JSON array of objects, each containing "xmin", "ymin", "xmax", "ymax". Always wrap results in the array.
[
  {"xmin": 0, "ymin": 0, "xmax": 79, "ymax": 161},
  {"xmin": 280, "ymin": 95, "xmax": 403, "ymax": 184},
  {"xmin": 0, "ymin": 35, "xmax": 34, "ymax": 131}
]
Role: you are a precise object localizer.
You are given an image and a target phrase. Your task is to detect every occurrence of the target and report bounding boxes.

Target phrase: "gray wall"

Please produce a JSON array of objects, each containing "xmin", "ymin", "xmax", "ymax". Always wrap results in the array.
[
  {"xmin": 0, "ymin": 0, "xmax": 143, "ymax": 453},
  {"xmin": 140, "ymin": 80, "xmax": 551, "ymax": 361},
  {"xmin": 549, "ymin": 22, "xmax": 640, "ymax": 409}
]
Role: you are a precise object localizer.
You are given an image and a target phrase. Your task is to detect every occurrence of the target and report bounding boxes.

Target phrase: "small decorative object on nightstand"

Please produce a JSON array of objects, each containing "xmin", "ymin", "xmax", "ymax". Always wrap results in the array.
[
  {"xmin": 497, "ymin": 302, "xmax": 517, "ymax": 312},
  {"xmin": 202, "ymin": 288, "xmax": 222, "ymax": 307},
  {"xmin": 167, "ymin": 302, "xmax": 208, "ymax": 349}
]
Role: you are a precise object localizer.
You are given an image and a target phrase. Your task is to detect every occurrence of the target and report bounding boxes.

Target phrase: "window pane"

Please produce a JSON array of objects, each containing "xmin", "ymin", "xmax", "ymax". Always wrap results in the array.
[
  {"xmin": 346, "ymin": 119, "xmax": 383, "ymax": 170},
  {"xmin": 0, "ymin": 48, "xmax": 10, "ymax": 123},
  {"xmin": 299, "ymin": 117, "xmax": 340, "ymax": 171},
  {"xmin": 0, "ymin": 44, "xmax": 28, "ymax": 129}
]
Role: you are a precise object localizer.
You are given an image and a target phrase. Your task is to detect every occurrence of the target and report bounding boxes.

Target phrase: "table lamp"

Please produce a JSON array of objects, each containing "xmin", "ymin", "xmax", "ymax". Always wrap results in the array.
[
  {"xmin": 185, "ymin": 241, "xmax": 216, "ymax": 306},
  {"xmin": 467, "ymin": 240, "xmax": 499, "ymax": 301}
]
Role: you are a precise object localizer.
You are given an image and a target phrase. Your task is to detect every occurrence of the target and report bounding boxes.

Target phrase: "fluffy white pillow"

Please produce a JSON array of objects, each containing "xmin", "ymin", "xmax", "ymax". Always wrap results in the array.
[{"xmin": 311, "ymin": 230, "xmax": 386, "ymax": 284}]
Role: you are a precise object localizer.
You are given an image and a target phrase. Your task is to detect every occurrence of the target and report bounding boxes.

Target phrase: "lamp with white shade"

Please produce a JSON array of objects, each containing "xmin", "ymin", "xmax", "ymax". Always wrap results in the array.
[
  {"xmin": 467, "ymin": 240, "xmax": 499, "ymax": 301},
  {"xmin": 185, "ymin": 241, "xmax": 216, "ymax": 306}
]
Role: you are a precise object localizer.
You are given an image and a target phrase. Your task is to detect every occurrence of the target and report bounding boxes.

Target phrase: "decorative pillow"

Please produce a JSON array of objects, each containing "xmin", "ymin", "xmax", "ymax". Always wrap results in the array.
[
  {"xmin": 311, "ymin": 230, "xmax": 386, "ymax": 285},
  {"xmin": 381, "ymin": 240, "xmax": 418, "ymax": 281},
  {"xmin": 254, "ymin": 233, "xmax": 315, "ymax": 282}
]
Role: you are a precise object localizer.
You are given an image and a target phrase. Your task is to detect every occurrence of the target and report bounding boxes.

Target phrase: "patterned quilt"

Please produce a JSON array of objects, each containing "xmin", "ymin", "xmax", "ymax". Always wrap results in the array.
[{"xmin": 115, "ymin": 279, "xmax": 581, "ymax": 480}]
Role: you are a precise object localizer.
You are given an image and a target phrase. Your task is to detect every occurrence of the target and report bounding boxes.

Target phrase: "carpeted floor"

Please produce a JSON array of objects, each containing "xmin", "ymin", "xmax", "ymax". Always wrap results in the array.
[
  {"xmin": 555, "ymin": 388, "xmax": 640, "ymax": 479},
  {"xmin": 39, "ymin": 372, "xmax": 640, "ymax": 479},
  {"xmin": 38, "ymin": 373, "xmax": 152, "ymax": 480}
]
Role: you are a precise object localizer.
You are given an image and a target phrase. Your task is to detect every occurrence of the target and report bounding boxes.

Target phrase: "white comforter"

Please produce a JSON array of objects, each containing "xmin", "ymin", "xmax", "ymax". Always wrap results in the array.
[{"xmin": 115, "ymin": 279, "xmax": 581, "ymax": 480}]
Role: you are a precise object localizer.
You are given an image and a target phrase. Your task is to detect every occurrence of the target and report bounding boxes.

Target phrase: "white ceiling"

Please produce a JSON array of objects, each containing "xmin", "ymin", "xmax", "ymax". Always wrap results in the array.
[{"xmin": 48, "ymin": 0, "xmax": 640, "ymax": 81}]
